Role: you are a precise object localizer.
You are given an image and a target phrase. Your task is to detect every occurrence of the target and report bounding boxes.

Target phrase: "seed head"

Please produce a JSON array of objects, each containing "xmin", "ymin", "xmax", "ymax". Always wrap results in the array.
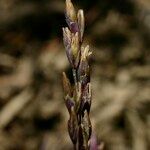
[
  {"xmin": 66, "ymin": 0, "xmax": 76, "ymax": 22},
  {"xmin": 68, "ymin": 107, "xmax": 78, "ymax": 144},
  {"xmin": 77, "ymin": 9, "xmax": 85, "ymax": 42},
  {"xmin": 62, "ymin": 72, "xmax": 72, "ymax": 97}
]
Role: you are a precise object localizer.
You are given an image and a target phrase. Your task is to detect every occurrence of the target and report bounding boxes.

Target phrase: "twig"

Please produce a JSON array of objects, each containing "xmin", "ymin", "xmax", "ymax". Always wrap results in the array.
[{"xmin": 0, "ymin": 88, "xmax": 33, "ymax": 129}]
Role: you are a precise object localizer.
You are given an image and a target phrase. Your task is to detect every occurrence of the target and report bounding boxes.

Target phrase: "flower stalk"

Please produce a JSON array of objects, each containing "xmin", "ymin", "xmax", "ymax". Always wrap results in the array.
[{"xmin": 62, "ymin": 0, "xmax": 98, "ymax": 149}]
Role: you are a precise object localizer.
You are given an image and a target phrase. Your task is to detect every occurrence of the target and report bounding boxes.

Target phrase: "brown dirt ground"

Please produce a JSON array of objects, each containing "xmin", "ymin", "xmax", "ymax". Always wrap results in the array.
[{"xmin": 0, "ymin": 0, "xmax": 149, "ymax": 150}]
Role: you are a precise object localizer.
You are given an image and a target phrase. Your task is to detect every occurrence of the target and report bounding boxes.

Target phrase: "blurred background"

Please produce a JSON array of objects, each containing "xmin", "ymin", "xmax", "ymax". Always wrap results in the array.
[{"xmin": 0, "ymin": 0, "xmax": 150, "ymax": 149}]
